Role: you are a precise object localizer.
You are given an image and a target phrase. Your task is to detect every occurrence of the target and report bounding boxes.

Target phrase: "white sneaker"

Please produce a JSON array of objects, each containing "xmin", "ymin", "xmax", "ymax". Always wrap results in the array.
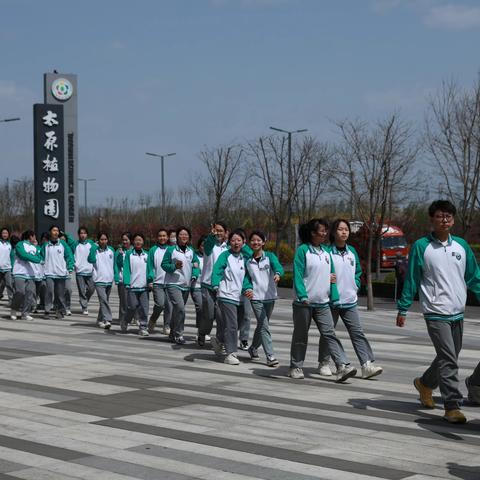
[
  {"xmin": 163, "ymin": 325, "xmax": 171, "ymax": 335},
  {"xmin": 336, "ymin": 365, "xmax": 357, "ymax": 383},
  {"xmin": 82, "ymin": 310, "xmax": 89, "ymax": 316},
  {"xmin": 139, "ymin": 328, "xmax": 149, "ymax": 337},
  {"xmin": 224, "ymin": 353, "xmax": 240, "ymax": 365},
  {"xmin": 288, "ymin": 368, "xmax": 304, "ymax": 379},
  {"xmin": 318, "ymin": 361, "xmax": 333, "ymax": 376},
  {"xmin": 22, "ymin": 315, "xmax": 34, "ymax": 321},
  {"xmin": 66, "ymin": 310, "xmax": 72, "ymax": 316},
  {"xmin": 205, "ymin": 334, "xmax": 211, "ymax": 342},
  {"xmin": 104, "ymin": 321, "xmax": 112, "ymax": 330},
  {"xmin": 361, "ymin": 361, "xmax": 383, "ymax": 379},
  {"xmin": 9, "ymin": 309, "xmax": 17, "ymax": 320},
  {"xmin": 97, "ymin": 321, "xmax": 106, "ymax": 328}
]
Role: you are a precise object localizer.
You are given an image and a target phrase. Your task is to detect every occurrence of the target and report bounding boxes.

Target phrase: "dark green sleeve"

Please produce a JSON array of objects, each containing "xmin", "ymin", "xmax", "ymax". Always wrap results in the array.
[
  {"xmin": 266, "ymin": 251, "xmax": 284, "ymax": 276},
  {"xmin": 242, "ymin": 259, "xmax": 253, "ymax": 292},
  {"xmin": 458, "ymin": 238, "xmax": 480, "ymax": 302},
  {"xmin": 191, "ymin": 250, "xmax": 200, "ymax": 279},
  {"xmin": 203, "ymin": 233, "xmax": 216, "ymax": 256},
  {"xmin": 211, "ymin": 251, "xmax": 229, "ymax": 289},
  {"xmin": 329, "ymin": 252, "xmax": 340, "ymax": 304},
  {"xmin": 65, "ymin": 233, "xmax": 77, "ymax": 251},
  {"xmin": 87, "ymin": 244, "xmax": 98, "ymax": 264},
  {"xmin": 293, "ymin": 246, "xmax": 308, "ymax": 301},
  {"xmin": 350, "ymin": 245, "xmax": 362, "ymax": 289},
  {"xmin": 15, "ymin": 242, "xmax": 42, "ymax": 264},
  {"xmin": 61, "ymin": 240, "xmax": 75, "ymax": 271},
  {"xmin": 123, "ymin": 251, "xmax": 131, "ymax": 287},
  {"xmin": 161, "ymin": 246, "xmax": 177, "ymax": 273}
]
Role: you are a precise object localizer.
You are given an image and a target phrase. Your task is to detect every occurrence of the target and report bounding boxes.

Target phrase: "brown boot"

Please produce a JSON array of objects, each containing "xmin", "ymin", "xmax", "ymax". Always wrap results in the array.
[
  {"xmin": 414, "ymin": 377, "xmax": 435, "ymax": 409},
  {"xmin": 443, "ymin": 409, "xmax": 467, "ymax": 424}
]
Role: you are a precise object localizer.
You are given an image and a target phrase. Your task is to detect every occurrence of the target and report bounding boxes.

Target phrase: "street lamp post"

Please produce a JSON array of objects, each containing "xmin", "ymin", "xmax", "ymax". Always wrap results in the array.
[
  {"xmin": 78, "ymin": 178, "xmax": 96, "ymax": 215},
  {"xmin": 269, "ymin": 126, "xmax": 308, "ymax": 246},
  {"xmin": 0, "ymin": 117, "xmax": 21, "ymax": 123},
  {"xmin": 146, "ymin": 151, "xmax": 176, "ymax": 221}
]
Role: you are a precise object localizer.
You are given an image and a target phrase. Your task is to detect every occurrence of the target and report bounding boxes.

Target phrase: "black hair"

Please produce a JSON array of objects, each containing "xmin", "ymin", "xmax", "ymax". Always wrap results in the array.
[
  {"xmin": 176, "ymin": 226, "xmax": 191, "ymax": 240},
  {"xmin": 78, "ymin": 226, "xmax": 88, "ymax": 235},
  {"xmin": 428, "ymin": 200, "xmax": 456, "ymax": 217},
  {"xmin": 157, "ymin": 227, "xmax": 168, "ymax": 235},
  {"xmin": 298, "ymin": 218, "xmax": 329, "ymax": 244},
  {"xmin": 213, "ymin": 221, "xmax": 228, "ymax": 231},
  {"xmin": 329, "ymin": 218, "xmax": 351, "ymax": 244},
  {"xmin": 229, "ymin": 228, "xmax": 246, "ymax": 242},
  {"xmin": 0, "ymin": 227, "xmax": 10, "ymax": 236},
  {"xmin": 97, "ymin": 231, "xmax": 109, "ymax": 241},
  {"xmin": 21, "ymin": 230, "xmax": 35, "ymax": 241},
  {"xmin": 9, "ymin": 234, "xmax": 20, "ymax": 248},
  {"xmin": 40, "ymin": 231, "xmax": 49, "ymax": 242},
  {"xmin": 167, "ymin": 229, "xmax": 176, "ymax": 236},
  {"xmin": 49, "ymin": 224, "xmax": 60, "ymax": 232},
  {"xmin": 197, "ymin": 234, "xmax": 207, "ymax": 249},
  {"xmin": 121, "ymin": 231, "xmax": 133, "ymax": 242},
  {"xmin": 249, "ymin": 230, "xmax": 266, "ymax": 242},
  {"xmin": 132, "ymin": 233, "xmax": 145, "ymax": 242}
]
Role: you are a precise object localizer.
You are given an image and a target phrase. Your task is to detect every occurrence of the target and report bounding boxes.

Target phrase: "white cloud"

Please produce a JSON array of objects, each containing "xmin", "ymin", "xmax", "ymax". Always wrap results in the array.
[{"xmin": 424, "ymin": 4, "xmax": 480, "ymax": 30}]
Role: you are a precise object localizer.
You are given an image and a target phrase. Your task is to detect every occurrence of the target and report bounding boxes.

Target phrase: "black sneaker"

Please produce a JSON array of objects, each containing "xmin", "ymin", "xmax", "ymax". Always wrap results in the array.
[
  {"xmin": 239, "ymin": 340, "xmax": 249, "ymax": 351},
  {"xmin": 248, "ymin": 346, "xmax": 260, "ymax": 360},
  {"xmin": 197, "ymin": 335, "xmax": 205, "ymax": 347},
  {"xmin": 168, "ymin": 332, "xmax": 175, "ymax": 343},
  {"xmin": 175, "ymin": 336, "xmax": 186, "ymax": 345},
  {"xmin": 266, "ymin": 356, "xmax": 279, "ymax": 367}
]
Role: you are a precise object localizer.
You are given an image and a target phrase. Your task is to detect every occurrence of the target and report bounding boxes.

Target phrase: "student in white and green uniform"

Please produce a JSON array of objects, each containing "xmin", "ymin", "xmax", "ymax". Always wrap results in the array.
[
  {"xmin": 41, "ymin": 225, "xmax": 74, "ymax": 319},
  {"xmin": 211, "ymin": 229, "xmax": 253, "ymax": 365},
  {"xmin": 0, "ymin": 227, "xmax": 14, "ymax": 305},
  {"xmin": 31, "ymin": 237, "xmax": 46, "ymax": 313},
  {"xmin": 122, "ymin": 233, "xmax": 153, "ymax": 336},
  {"xmin": 319, "ymin": 219, "xmax": 383, "ymax": 379},
  {"xmin": 66, "ymin": 226, "xmax": 96, "ymax": 315},
  {"xmin": 161, "ymin": 226, "xmax": 200, "ymax": 344},
  {"xmin": 11, "ymin": 230, "xmax": 42, "ymax": 320},
  {"xmin": 198, "ymin": 222, "xmax": 229, "ymax": 346},
  {"xmin": 245, "ymin": 230, "xmax": 283, "ymax": 367},
  {"xmin": 147, "ymin": 228, "xmax": 173, "ymax": 335},
  {"xmin": 88, "ymin": 232, "xmax": 119, "ymax": 329},
  {"xmin": 289, "ymin": 219, "xmax": 356, "ymax": 382},
  {"xmin": 191, "ymin": 235, "xmax": 205, "ymax": 335},
  {"xmin": 397, "ymin": 200, "xmax": 480, "ymax": 424},
  {"xmin": 115, "ymin": 232, "xmax": 132, "ymax": 325}
]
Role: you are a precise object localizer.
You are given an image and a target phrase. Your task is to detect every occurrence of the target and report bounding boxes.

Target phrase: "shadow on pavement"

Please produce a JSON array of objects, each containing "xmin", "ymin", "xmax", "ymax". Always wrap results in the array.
[{"xmin": 446, "ymin": 462, "xmax": 480, "ymax": 480}]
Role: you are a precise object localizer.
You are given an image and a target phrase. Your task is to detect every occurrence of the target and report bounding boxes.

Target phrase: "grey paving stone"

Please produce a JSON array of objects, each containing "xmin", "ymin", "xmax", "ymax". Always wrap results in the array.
[{"xmin": 0, "ymin": 459, "xmax": 28, "ymax": 473}]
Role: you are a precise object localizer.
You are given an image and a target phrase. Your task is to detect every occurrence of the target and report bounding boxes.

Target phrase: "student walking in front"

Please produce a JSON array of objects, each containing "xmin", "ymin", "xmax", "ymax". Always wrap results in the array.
[
  {"xmin": 245, "ymin": 231, "xmax": 283, "ymax": 367},
  {"xmin": 147, "ymin": 228, "xmax": 173, "ymax": 334},
  {"xmin": 41, "ymin": 225, "xmax": 74, "ymax": 319},
  {"xmin": 192, "ymin": 235, "xmax": 205, "ymax": 339},
  {"xmin": 122, "ymin": 233, "xmax": 152, "ymax": 336},
  {"xmin": 211, "ymin": 229, "xmax": 253, "ymax": 365},
  {"xmin": 289, "ymin": 219, "xmax": 356, "ymax": 382},
  {"xmin": 115, "ymin": 232, "xmax": 132, "ymax": 326},
  {"xmin": 66, "ymin": 226, "xmax": 95, "ymax": 315},
  {"xmin": 198, "ymin": 222, "xmax": 229, "ymax": 347},
  {"xmin": 88, "ymin": 232, "xmax": 119, "ymax": 330},
  {"xmin": 318, "ymin": 219, "xmax": 383, "ymax": 379},
  {"xmin": 161, "ymin": 227, "xmax": 200, "ymax": 344},
  {"xmin": 397, "ymin": 200, "xmax": 480, "ymax": 424},
  {"xmin": 0, "ymin": 227, "xmax": 14, "ymax": 305},
  {"xmin": 11, "ymin": 230, "xmax": 42, "ymax": 321}
]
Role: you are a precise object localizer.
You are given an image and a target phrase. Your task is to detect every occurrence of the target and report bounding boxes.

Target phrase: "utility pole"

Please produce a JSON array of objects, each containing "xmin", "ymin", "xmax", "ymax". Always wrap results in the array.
[
  {"xmin": 146, "ymin": 151, "xmax": 176, "ymax": 221},
  {"xmin": 78, "ymin": 178, "xmax": 96, "ymax": 215}
]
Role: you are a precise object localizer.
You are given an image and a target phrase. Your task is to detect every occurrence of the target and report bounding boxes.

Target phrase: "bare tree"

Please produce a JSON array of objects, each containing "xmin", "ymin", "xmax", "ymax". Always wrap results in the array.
[
  {"xmin": 195, "ymin": 144, "xmax": 245, "ymax": 221},
  {"xmin": 247, "ymin": 135, "xmax": 308, "ymax": 252},
  {"xmin": 333, "ymin": 115, "xmax": 419, "ymax": 310},
  {"xmin": 425, "ymin": 77, "xmax": 480, "ymax": 237}
]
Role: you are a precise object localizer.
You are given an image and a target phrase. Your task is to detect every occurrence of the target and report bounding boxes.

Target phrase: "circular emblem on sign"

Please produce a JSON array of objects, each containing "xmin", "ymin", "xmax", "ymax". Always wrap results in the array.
[{"xmin": 51, "ymin": 78, "xmax": 73, "ymax": 101}]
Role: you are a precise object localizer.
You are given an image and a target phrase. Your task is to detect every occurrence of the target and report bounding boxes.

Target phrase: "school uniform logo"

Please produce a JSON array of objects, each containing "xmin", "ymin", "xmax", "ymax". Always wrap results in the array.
[
  {"xmin": 452, "ymin": 252, "xmax": 461, "ymax": 261},
  {"xmin": 350, "ymin": 259, "xmax": 354, "ymax": 266},
  {"xmin": 57, "ymin": 249, "xmax": 62, "ymax": 254},
  {"xmin": 325, "ymin": 256, "xmax": 329, "ymax": 264}
]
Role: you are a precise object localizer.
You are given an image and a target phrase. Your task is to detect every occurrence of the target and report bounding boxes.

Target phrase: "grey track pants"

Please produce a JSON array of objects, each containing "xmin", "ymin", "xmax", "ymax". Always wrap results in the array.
[
  {"xmin": 218, "ymin": 300, "xmax": 244, "ymax": 355},
  {"xmin": 318, "ymin": 306, "xmax": 375, "ymax": 366},
  {"xmin": 96, "ymin": 284, "xmax": 112, "ymax": 323},
  {"xmin": 11, "ymin": 277, "xmax": 35, "ymax": 317},
  {"xmin": 199, "ymin": 287, "xmax": 219, "ymax": 337},
  {"xmin": 76, "ymin": 275, "xmax": 95, "ymax": 310},
  {"xmin": 190, "ymin": 289, "xmax": 202, "ymax": 329},
  {"xmin": 45, "ymin": 278, "xmax": 67, "ymax": 316},
  {"xmin": 421, "ymin": 319, "xmax": 463, "ymax": 410},
  {"xmin": 0, "ymin": 271, "xmax": 13, "ymax": 303},
  {"xmin": 250, "ymin": 300, "xmax": 275, "ymax": 357},
  {"xmin": 125, "ymin": 289, "xmax": 149, "ymax": 329},
  {"xmin": 150, "ymin": 285, "xmax": 173, "ymax": 328},
  {"xmin": 290, "ymin": 304, "xmax": 349, "ymax": 369},
  {"xmin": 166, "ymin": 287, "xmax": 189, "ymax": 337}
]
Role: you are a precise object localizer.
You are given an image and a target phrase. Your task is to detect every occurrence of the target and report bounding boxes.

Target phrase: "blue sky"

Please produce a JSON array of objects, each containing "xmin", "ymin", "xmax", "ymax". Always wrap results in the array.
[{"xmin": 1, "ymin": 0, "xmax": 480, "ymax": 204}]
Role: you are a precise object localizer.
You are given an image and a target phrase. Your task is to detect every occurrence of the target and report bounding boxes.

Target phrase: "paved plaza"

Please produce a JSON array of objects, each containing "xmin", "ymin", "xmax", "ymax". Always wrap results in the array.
[{"xmin": 0, "ymin": 288, "xmax": 479, "ymax": 480}]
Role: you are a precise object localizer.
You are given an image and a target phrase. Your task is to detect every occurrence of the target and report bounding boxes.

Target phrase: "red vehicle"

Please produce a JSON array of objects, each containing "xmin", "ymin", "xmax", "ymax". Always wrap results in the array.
[
  {"xmin": 349, "ymin": 222, "xmax": 409, "ymax": 269},
  {"xmin": 379, "ymin": 225, "xmax": 409, "ymax": 268}
]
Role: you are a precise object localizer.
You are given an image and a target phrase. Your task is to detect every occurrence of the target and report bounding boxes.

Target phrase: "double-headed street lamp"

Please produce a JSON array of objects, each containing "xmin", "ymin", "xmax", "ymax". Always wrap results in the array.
[
  {"xmin": 146, "ymin": 151, "xmax": 176, "ymax": 220},
  {"xmin": 269, "ymin": 126, "xmax": 308, "ymax": 245},
  {"xmin": 78, "ymin": 178, "xmax": 96, "ymax": 214}
]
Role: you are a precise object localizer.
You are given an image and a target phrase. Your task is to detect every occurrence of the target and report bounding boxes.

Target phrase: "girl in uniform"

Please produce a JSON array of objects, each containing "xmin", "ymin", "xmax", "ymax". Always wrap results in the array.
[
  {"xmin": 246, "ymin": 231, "xmax": 283, "ymax": 367},
  {"xmin": 115, "ymin": 232, "xmax": 132, "ymax": 326},
  {"xmin": 88, "ymin": 232, "xmax": 119, "ymax": 330},
  {"xmin": 161, "ymin": 226, "xmax": 200, "ymax": 344},
  {"xmin": 211, "ymin": 229, "xmax": 253, "ymax": 365},
  {"xmin": 0, "ymin": 227, "xmax": 13, "ymax": 305},
  {"xmin": 192, "ymin": 235, "xmax": 205, "ymax": 343}
]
